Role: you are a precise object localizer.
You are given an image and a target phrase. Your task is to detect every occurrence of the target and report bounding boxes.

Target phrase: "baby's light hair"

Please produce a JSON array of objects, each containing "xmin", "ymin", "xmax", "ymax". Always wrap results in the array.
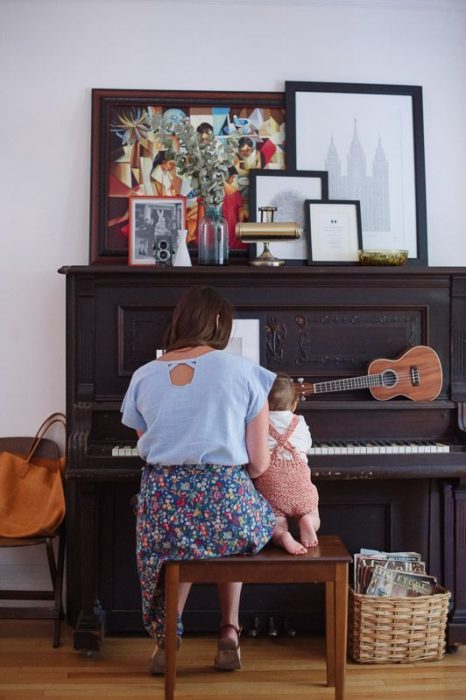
[{"xmin": 268, "ymin": 373, "xmax": 299, "ymax": 411}]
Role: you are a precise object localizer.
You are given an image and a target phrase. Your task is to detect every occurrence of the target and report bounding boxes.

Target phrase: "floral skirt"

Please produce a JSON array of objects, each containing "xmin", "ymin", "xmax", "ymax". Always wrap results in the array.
[{"xmin": 135, "ymin": 463, "xmax": 275, "ymax": 640}]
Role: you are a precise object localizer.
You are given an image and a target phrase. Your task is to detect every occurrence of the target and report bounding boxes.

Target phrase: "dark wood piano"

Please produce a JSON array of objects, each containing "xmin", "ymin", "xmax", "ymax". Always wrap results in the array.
[{"xmin": 59, "ymin": 264, "xmax": 466, "ymax": 652}]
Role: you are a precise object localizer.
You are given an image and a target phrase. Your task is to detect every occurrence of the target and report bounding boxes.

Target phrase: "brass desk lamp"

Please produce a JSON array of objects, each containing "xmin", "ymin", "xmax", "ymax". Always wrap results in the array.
[{"xmin": 235, "ymin": 206, "xmax": 302, "ymax": 266}]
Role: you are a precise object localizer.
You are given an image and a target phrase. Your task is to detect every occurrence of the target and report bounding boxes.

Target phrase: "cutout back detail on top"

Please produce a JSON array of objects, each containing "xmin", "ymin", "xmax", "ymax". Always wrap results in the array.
[{"xmin": 167, "ymin": 359, "xmax": 197, "ymax": 386}]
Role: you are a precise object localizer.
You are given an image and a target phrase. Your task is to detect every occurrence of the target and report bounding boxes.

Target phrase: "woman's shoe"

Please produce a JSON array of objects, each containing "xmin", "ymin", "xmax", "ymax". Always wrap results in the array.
[
  {"xmin": 214, "ymin": 623, "xmax": 242, "ymax": 671},
  {"xmin": 149, "ymin": 636, "xmax": 182, "ymax": 676}
]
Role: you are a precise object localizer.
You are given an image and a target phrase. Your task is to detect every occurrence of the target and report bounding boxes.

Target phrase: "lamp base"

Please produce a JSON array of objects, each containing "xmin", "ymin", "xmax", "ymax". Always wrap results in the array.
[{"xmin": 249, "ymin": 242, "xmax": 284, "ymax": 267}]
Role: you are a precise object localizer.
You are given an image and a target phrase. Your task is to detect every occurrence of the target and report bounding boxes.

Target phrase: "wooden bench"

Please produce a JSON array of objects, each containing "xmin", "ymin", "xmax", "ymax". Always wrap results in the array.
[{"xmin": 164, "ymin": 534, "xmax": 351, "ymax": 700}]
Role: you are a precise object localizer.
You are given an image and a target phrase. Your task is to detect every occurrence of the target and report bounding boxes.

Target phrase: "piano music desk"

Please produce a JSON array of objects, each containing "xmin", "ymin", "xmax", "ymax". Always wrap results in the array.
[{"xmin": 164, "ymin": 535, "xmax": 351, "ymax": 700}]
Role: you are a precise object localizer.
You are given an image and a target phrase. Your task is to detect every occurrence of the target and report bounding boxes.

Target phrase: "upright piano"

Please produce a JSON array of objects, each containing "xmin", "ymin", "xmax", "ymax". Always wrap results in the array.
[{"xmin": 59, "ymin": 265, "xmax": 466, "ymax": 652}]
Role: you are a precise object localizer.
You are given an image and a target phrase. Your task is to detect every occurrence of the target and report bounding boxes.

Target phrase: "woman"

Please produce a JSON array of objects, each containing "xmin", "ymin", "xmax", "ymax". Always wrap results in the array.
[{"xmin": 121, "ymin": 285, "xmax": 275, "ymax": 675}]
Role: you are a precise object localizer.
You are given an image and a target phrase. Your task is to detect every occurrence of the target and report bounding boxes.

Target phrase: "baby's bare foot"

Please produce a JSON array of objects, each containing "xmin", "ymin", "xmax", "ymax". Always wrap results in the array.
[
  {"xmin": 275, "ymin": 531, "xmax": 307, "ymax": 555},
  {"xmin": 300, "ymin": 525, "xmax": 319, "ymax": 548}
]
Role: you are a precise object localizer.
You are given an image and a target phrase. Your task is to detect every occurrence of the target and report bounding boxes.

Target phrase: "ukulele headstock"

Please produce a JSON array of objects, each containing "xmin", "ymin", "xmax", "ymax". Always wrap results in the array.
[{"xmin": 296, "ymin": 377, "xmax": 314, "ymax": 401}]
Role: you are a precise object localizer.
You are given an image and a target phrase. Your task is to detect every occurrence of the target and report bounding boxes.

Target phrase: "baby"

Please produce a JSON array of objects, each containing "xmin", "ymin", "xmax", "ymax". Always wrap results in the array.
[{"xmin": 254, "ymin": 373, "xmax": 320, "ymax": 555}]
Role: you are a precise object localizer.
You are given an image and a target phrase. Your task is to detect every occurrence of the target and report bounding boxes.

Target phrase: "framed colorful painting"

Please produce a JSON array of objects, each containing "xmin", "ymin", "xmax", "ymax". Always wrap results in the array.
[{"xmin": 90, "ymin": 89, "xmax": 285, "ymax": 264}]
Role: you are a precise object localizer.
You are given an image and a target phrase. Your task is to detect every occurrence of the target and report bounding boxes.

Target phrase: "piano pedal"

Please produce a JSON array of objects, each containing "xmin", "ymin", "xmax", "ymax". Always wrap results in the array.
[
  {"xmin": 267, "ymin": 616, "xmax": 279, "ymax": 637},
  {"xmin": 247, "ymin": 616, "xmax": 261, "ymax": 637},
  {"xmin": 283, "ymin": 618, "xmax": 296, "ymax": 637}
]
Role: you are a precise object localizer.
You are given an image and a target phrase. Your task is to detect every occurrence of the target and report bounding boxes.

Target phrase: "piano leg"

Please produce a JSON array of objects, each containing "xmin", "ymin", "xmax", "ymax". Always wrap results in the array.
[
  {"xmin": 72, "ymin": 481, "xmax": 105, "ymax": 653},
  {"xmin": 443, "ymin": 478, "xmax": 466, "ymax": 647}
]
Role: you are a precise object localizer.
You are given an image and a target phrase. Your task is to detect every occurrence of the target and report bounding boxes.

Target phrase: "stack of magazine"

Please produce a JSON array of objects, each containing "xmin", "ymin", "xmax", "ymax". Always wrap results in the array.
[{"xmin": 353, "ymin": 548, "xmax": 438, "ymax": 597}]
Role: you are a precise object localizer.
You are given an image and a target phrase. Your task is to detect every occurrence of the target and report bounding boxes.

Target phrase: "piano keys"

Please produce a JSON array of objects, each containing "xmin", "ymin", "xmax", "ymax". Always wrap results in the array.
[
  {"xmin": 111, "ymin": 445, "xmax": 137, "ymax": 457},
  {"xmin": 309, "ymin": 440, "xmax": 451, "ymax": 455},
  {"xmin": 111, "ymin": 440, "xmax": 452, "ymax": 458}
]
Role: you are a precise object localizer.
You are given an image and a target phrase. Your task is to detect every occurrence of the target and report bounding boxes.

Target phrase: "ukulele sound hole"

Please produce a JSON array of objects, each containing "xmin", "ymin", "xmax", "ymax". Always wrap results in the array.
[{"xmin": 381, "ymin": 369, "xmax": 398, "ymax": 388}]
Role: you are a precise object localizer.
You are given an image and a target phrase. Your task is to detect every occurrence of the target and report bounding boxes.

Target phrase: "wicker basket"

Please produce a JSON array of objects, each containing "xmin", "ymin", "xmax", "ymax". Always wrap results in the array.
[{"xmin": 348, "ymin": 587, "xmax": 450, "ymax": 663}]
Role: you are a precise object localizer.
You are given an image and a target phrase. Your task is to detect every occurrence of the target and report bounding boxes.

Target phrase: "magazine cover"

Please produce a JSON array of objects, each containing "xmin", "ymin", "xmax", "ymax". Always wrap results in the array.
[
  {"xmin": 353, "ymin": 553, "xmax": 426, "ymax": 593},
  {"xmin": 365, "ymin": 565, "xmax": 437, "ymax": 597}
]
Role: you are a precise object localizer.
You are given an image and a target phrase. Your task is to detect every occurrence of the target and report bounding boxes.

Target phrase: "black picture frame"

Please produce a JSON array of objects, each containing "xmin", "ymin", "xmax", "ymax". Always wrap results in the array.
[
  {"xmin": 285, "ymin": 81, "xmax": 428, "ymax": 265},
  {"xmin": 90, "ymin": 88, "xmax": 285, "ymax": 264},
  {"xmin": 248, "ymin": 169, "xmax": 328, "ymax": 265},
  {"xmin": 305, "ymin": 199, "xmax": 363, "ymax": 265}
]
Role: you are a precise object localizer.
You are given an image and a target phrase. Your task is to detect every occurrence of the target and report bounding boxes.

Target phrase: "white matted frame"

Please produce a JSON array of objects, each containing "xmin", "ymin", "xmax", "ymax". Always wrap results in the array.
[
  {"xmin": 157, "ymin": 317, "xmax": 264, "ymax": 364},
  {"xmin": 248, "ymin": 169, "xmax": 328, "ymax": 264},
  {"xmin": 305, "ymin": 199, "xmax": 362, "ymax": 264},
  {"xmin": 226, "ymin": 318, "xmax": 262, "ymax": 364},
  {"xmin": 285, "ymin": 81, "xmax": 427, "ymax": 265},
  {"xmin": 128, "ymin": 195, "xmax": 186, "ymax": 266}
]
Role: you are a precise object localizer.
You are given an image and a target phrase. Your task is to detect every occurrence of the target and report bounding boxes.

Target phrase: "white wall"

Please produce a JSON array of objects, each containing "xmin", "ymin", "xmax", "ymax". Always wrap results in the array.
[{"xmin": 0, "ymin": 0, "xmax": 465, "ymax": 436}]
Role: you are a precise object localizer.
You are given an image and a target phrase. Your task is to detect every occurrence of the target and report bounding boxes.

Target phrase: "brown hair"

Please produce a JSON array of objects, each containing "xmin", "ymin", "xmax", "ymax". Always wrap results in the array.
[
  {"xmin": 163, "ymin": 285, "xmax": 233, "ymax": 352},
  {"xmin": 268, "ymin": 373, "xmax": 299, "ymax": 411}
]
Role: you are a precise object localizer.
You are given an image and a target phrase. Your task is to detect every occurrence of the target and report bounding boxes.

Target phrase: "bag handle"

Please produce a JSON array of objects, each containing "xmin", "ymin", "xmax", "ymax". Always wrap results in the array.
[{"xmin": 25, "ymin": 412, "xmax": 66, "ymax": 464}]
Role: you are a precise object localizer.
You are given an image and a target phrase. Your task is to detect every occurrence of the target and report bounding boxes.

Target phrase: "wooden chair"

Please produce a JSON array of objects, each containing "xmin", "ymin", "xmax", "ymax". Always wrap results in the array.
[
  {"xmin": 0, "ymin": 436, "xmax": 66, "ymax": 648},
  {"xmin": 164, "ymin": 534, "xmax": 351, "ymax": 700}
]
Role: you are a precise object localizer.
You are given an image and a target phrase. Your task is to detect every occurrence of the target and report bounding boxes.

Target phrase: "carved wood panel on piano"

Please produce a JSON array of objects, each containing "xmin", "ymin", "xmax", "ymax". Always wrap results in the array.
[{"xmin": 60, "ymin": 265, "xmax": 466, "ymax": 652}]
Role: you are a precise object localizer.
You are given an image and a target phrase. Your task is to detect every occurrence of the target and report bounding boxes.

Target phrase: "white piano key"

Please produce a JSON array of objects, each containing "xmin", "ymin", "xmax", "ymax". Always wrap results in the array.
[{"xmin": 435, "ymin": 442, "xmax": 450, "ymax": 453}]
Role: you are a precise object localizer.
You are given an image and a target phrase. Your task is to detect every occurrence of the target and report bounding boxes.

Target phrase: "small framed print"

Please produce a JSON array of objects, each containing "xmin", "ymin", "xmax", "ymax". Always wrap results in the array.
[
  {"xmin": 226, "ymin": 318, "xmax": 262, "ymax": 364},
  {"xmin": 128, "ymin": 195, "xmax": 186, "ymax": 266},
  {"xmin": 305, "ymin": 199, "xmax": 362, "ymax": 264},
  {"xmin": 249, "ymin": 169, "xmax": 328, "ymax": 264},
  {"xmin": 156, "ymin": 317, "xmax": 263, "ymax": 363}
]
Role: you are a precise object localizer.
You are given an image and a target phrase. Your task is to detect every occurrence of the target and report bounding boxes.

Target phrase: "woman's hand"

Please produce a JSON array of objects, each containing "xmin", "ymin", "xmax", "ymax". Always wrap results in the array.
[{"xmin": 245, "ymin": 402, "xmax": 271, "ymax": 479}]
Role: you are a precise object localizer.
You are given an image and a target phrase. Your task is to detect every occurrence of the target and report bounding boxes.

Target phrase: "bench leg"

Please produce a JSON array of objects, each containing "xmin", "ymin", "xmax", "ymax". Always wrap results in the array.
[
  {"xmin": 325, "ymin": 581, "xmax": 336, "ymax": 687},
  {"xmin": 165, "ymin": 563, "xmax": 180, "ymax": 700},
  {"xmin": 334, "ymin": 563, "xmax": 348, "ymax": 700}
]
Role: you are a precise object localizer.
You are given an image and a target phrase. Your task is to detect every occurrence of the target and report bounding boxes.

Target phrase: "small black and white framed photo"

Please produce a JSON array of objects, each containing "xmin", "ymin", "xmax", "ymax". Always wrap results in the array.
[
  {"xmin": 305, "ymin": 199, "xmax": 362, "ymax": 264},
  {"xmin": 128, "ymin": 196, "xmax": 186, "ymax": 266}
]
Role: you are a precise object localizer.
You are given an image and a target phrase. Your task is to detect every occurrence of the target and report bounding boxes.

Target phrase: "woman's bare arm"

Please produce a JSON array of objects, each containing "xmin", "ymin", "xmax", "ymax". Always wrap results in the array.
[{"xmin": 245, "ymin": 402, "xmax": 271, "ymax": 478}]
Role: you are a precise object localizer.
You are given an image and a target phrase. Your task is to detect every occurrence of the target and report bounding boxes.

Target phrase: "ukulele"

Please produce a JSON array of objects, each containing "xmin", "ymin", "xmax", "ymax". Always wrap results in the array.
[{"xmin": 297, "ymin": 345, "xmax": 443, "ymax": 402}]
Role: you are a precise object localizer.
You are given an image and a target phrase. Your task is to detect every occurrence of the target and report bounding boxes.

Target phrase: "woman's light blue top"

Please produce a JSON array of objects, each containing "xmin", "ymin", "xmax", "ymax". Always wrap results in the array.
[{"xmin": 121, "ymin": 350, "xmax": 276, "ymax": 466}]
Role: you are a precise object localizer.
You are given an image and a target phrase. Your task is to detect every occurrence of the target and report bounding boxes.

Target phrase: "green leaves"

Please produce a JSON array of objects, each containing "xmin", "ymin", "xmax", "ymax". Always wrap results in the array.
[{"xmin": 146, "ymin": 111, "xmax": 239, "ymax": 208}]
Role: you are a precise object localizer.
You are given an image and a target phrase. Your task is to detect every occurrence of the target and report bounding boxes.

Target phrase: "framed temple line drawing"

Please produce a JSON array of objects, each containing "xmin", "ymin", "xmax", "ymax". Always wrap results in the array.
[{"xmin": 285, "ymin": 81, "xmax": 428, "ymax": 265}]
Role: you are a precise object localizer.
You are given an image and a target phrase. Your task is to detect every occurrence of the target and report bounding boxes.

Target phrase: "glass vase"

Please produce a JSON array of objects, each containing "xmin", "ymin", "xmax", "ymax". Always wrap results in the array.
[{"xmin": 198, "ymin": 205, "xmax": 229, "ymax": 265}]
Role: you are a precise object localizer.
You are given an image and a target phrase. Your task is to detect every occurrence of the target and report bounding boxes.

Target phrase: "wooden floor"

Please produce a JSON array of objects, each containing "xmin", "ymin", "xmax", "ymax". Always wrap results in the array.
[{"xmin": 0, "ymin": 621, "xmax": 465, "ymax": 699}]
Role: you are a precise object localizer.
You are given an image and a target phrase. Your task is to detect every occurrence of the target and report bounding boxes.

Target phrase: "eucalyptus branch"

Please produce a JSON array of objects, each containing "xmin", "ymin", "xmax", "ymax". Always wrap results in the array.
[{"xmin": 146, "ymin": 110, "xmax": 239, "ymax": 208}]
